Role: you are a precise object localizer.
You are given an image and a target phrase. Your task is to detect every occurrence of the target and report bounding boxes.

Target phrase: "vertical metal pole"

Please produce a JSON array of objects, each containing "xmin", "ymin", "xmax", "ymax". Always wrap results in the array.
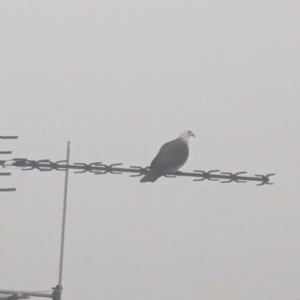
[{"xmin": 58, "ymin": 142, "xmax": 70, "ymax": 288}]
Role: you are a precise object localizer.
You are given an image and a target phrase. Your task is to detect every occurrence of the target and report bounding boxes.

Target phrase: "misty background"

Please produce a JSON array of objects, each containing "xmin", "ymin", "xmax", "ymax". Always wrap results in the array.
[{"xmin": 1, "ymin": 1, "xmax": 299, "ymax": 299}]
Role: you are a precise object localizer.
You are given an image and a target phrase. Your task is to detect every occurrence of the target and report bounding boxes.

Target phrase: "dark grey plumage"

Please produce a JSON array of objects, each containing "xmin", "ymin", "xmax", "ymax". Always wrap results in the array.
[{"xmin": 140, "ymin": 130, "xmax": 195, "ymax": 183}]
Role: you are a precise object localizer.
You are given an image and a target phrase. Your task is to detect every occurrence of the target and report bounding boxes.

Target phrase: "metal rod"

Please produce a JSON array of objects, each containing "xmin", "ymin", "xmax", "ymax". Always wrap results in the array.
[
  {"xmin": 0, "ymin": 172, "xmax": 11, "ymax": 176},
  {"xmin": 0, "ymin": 158, "xmax": 275, "ymax": 185},
  {"xmin": 0, "ymin": 289, "xmax": 52, "ymax": 298},
  {"xmin": 0, "ymin": 136, "xmax": 18, "ymax": 139},
  {"xmin": 0, "ymin": 296, "xmax": 29, "ymax": 300},
  {"xmin": 58, "ymin": 142, "xmax": 70, "ymax": 288},
  {"xmin": 0, "ymin": 188, "xmax": 16, "ymax": 192}
]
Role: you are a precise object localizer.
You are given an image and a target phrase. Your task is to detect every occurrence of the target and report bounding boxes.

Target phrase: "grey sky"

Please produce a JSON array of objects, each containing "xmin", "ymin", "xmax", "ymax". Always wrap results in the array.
[{"xmin": 1, "ymin": 1, "xmax": 300, "ymax": 299}]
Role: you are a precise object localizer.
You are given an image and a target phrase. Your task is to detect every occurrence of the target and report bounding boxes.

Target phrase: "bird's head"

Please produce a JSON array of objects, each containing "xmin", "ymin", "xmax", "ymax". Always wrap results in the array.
[{"xmin": 179, "ymin": 130, "xmax": 196, "ymax": 139}]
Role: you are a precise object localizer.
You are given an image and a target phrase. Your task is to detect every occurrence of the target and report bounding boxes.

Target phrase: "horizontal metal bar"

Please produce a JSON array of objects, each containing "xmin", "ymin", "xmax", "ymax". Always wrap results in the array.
[
  {"xmin": 0, "ymin": 294, "xmax": 29, "ymax": 300},
  {"xmin": 0, "ymin": 151, "xmax": 12, "ymax": 155},
  {"xmin": 0, "ymin": 136, "xmax": 18, "ymax": 139},
  {"xmin": 0, "ymin": 188, "xmax": 16, "ymax": 192},
  {"xmin": 36, "ymin": 164, "xmax": 270, "ymax": 182},
  {"xmin": 0, "ymin": 290, "xmax": 52, "ymax": 298},
  {"xmin": 1, "ymin": 158, "xmax": 275, "ymax": 185},
  {"xmin": 0, "ymin": 172, "xmax": 11, "ymax": 176}
]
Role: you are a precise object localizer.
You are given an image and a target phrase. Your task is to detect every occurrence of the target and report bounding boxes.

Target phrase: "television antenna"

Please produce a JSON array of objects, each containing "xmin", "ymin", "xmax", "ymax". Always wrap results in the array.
[
  {"xmin": 0, "ymin": 134, "xmax": 275, "ymax": 299},
  {"xmin": 0, "ymin": 141, "xmax": 70, "ymax": 300}
]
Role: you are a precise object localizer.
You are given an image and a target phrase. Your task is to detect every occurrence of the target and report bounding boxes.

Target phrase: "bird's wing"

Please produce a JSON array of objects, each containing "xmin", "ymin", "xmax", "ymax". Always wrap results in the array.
[{"xmin": 151, "ymin": 138, "xmax": 189, "ymax": 173}]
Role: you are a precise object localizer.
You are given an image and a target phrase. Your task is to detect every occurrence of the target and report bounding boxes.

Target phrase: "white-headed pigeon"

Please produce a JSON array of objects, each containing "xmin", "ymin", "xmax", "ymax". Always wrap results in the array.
[{"xmin": 140, "ymin": 130, "xmax": 195, "ymax": 183}]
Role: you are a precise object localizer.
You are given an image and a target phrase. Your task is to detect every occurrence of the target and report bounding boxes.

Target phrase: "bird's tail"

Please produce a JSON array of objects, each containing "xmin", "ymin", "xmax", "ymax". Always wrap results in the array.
[{"xmin": 140, "ymin": 170, "xmax": 161, "ymax": 183}]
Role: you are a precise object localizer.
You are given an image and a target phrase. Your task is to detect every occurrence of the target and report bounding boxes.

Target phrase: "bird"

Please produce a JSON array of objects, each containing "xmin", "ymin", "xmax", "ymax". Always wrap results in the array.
[{"xmin": 140, "ymin": 130, "xmax": 195, "ymax": 183}]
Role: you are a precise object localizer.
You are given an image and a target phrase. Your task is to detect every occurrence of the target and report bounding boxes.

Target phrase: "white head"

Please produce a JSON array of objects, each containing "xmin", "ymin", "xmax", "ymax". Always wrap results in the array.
[{"xmin": 178, "ymin": 130, "xmax": 196, "ymax": 142}]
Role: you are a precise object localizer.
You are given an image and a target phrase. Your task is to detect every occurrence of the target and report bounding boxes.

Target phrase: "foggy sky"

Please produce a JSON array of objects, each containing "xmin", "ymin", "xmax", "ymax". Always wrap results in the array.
[{"xmin": 1, "ymin": 1, "xmax": 300, "ymax": 299}]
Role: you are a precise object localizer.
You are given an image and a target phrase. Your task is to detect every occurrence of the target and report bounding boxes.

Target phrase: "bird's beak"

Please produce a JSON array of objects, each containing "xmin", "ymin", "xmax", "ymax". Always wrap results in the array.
[{"xmin": 191, "ymin": 132, "xmax": 196, "ymax": 138}]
